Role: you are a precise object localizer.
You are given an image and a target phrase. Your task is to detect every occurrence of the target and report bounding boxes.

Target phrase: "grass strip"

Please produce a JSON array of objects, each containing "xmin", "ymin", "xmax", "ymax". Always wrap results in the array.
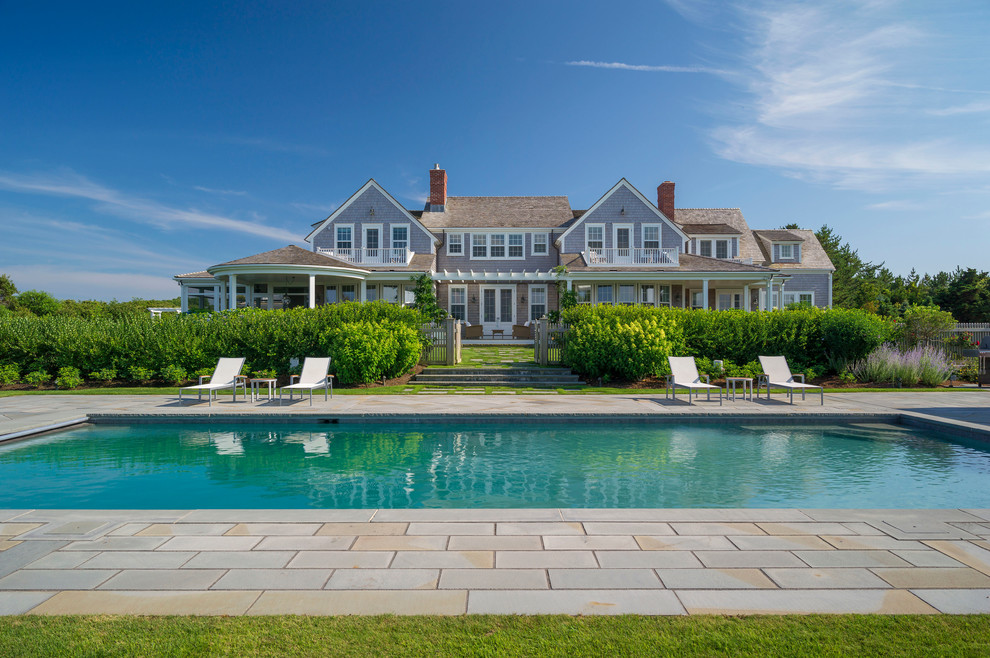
[{"xmin": 0, "ymin": 615, "xmax": 988, "ymax": 657}]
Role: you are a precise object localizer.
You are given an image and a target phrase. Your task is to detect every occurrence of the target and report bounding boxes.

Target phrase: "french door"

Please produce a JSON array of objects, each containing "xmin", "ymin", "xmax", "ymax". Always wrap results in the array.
[{"xmin": 480, "ymin": 286, "xmax": 514, "ymax": 332}]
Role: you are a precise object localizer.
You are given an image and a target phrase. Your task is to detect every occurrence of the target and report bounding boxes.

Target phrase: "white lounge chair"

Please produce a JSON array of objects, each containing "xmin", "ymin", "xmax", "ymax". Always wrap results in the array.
[
  {"xmin": 758, "ymin": 356, "xmax": 823, "ymax": 405},
  {"xmin": 178, "ymin": 357, "xmax": 247, "ymax": 406},
  {"xmin": 279, "ymin": 357, "xmax": 334, "ymax": 406},
  {"xmin": 666, "ymin": 356, "xmax": 722, "ymax": 405}
]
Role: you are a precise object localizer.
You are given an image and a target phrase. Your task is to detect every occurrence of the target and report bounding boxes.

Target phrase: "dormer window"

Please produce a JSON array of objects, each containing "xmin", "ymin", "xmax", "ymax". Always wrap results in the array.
[
  {"xmin": 779, "ymin": 244, "xmax": 794, "ymax": 259},
  {"xmin": 697, "ymin": 238, "xmax": 731, "ymax": 259}
]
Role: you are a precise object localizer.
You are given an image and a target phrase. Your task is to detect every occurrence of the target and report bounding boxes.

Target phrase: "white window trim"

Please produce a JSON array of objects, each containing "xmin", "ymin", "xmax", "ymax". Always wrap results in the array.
[
  {"xmin": 468, "ymin": 232, "xmax": 527, "ymax": 260},
  {"xmin": 778, "ymin": 243, "xmax": 795, "ymax": 259},
  {"xmin": 782, "ymin": 290, "xmax": 814, "ymax": 306},
  {"xmin": 532, "ymin": 232, "xmax": 549, "ymax": 255},
  {"xmin": 479, "ymin": 285, "xmax": 516, "ymax": 325},
  {"xmin": 715, "ymin": 288, "xmax": 744, "ymax": 310},
  {"xmin": 364, "ymin": 283, "xmax": 379, "ymax": 302},
  {"xmin": 612, "ymin": 223, "xmax": 634, "ymax": 250},
  {"xmin": 470, "ymin": 234, "xmax": 488, "ymax": 259},
  {"xmin": 698, "ymin": 239, "xmax": 713, "ymax": 257},
  {"xmin": 641, "ymin": 223, "xmax": 662, "ymax": 249},
  {"xmin": 390, "ymin": 223, "xmax": 410, "ymax": 249},
  {"xmin": 595, "ymin": 283, "xmax": 615, "ymax": 305},
  {"xmin": 448, "ymin": 285, "xmax": 467, "ymax": 320},
  {"xmin": 362, "ymin": 224, "xmax": 383, "ymax": 250},
  {"xmin": 335, "ymin": 224, "xmax": 354, "ymax": 249},
  {"xmin": 586, "ymin": 224, "xmax": 605, "ymax": 252},
  {"xmin": 447, "ymin": 233, "xmax": 464, "ymax": 256},
  {"xmin": 616, "ymin": 283, "xmax": 637, "ymax": 305},
  {"xmin": 529, "ymin": 285, "xmax": 547, "ymax": 321}
]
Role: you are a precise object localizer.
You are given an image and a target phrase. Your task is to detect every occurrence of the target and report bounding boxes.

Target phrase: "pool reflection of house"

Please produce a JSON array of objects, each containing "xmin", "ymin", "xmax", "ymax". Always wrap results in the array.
[{"xmin": 174, "ymin": 165, "xmax": 834, "ymax": 333}]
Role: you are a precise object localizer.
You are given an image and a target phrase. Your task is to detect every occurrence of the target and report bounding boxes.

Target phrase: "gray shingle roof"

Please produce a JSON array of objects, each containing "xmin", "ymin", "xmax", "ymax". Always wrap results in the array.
[
  {"xmin": 560, "ymin": 252, "xmax": 777, "ymax": 273},
  {"xmin": 754, "ymin": 230, "xmax": 803, "ymax": 242},
  {"xmin": 420, "ymin": 196, "xmax": 573, "ymax": 229},
  {"xmin": 753, "ymin": 229, "xmax": 834, "ymax": 270},
  {"xmin": 679, "ymin": 223, "xmax": 742, "ymax": 235},
  {"xmin": 174, "ymin": 270, "xmax": 214, "ymax": 279},
  {"xmin": 215, "ymin": 245, "xmax": 363, "ymax": 269},
  {"xmin": 674, "ymin": 209, "xmax": 764, "ymax": 263}
]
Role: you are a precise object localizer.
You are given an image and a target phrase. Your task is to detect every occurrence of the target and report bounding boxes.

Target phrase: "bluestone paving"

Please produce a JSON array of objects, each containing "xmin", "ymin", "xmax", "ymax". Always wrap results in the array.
[{"xmin": 2, "ymin": 391, "xmax": 990, "ymax": 614}]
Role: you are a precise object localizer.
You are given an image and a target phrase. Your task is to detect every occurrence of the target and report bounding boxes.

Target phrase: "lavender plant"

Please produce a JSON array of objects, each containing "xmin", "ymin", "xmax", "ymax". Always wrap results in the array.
[{"xmin": 850, "ymin": 343, "xmax": 953, "ymax": 386}]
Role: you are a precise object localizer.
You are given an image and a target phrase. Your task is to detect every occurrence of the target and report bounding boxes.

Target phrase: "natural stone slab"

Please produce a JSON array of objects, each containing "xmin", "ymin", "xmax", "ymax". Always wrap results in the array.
[
  {"xmin": 0, "ymin": 569, "xmax": 118, "ymax": 590},
  {"xmin": 923, "ymin": 540, "xmax": 990, "ymax": 575},
  {"xmin": 136, "ymin": 524, "xmax": 234, "ymax": 537},
  {"xmin": 0, "ymin": 523, "xmax": 43, "ymax": 537},
  {"xmin": 0, "ymin": 540, "xmax": 21, "ymax": 552},
  {"xmin": 764, "ymin": 568, "xmax": 890, "ymax": 589},
  {"xmin": 373, "ymin": 509, "xmax": 559, "ymax": 523},
  {"xmin": 821, "ymin": 535, "xmax": 924, "ymax": 550},
  {"xmin": 757, "ymin": 522, "xmax": 856, "ymax": 536},
  {"xmin": 496, "ymin": 551, "xmax": 597, "ymax": 569},
  {"xmin": 0, "ymin": 592, "xmax": 55, "ymax": 615},
  {"xmin": 549, "ymin": 569, "xmax": 660, "ymax": 589},
  {"xmin": 656, "ymin": 568, "xmax": 776, "ymax": 590},
  {"xmin": 287, "ymin": 551, "xmax": 394, "ymax": 569},
  {"xmin": 182, "ymin": 551, "xmax": 296, "ymax": 570},
  {"xmin": 212, "ymin": 569, "xmax": 332, "ymax": 590},
  {"xmin": 543, "ymin": 536, "xmax": 639, "ymax": 551},
  {"xmin": 676, "ymin": 589, "xmax": 937, "ymax": 614},
  {"xmin": 254, "ymin": 536, "xmax": 354, "ymax": 551},
  {"xmin": 351, "ymin": 536, "xmax": 447, "ymax": 552},
  {"xmin": 497, "ymin": 523, "xmax": 584, "ymax": 536},
  {"xmin": 636, "ymin": 536, "xmax": 736, "ymax": 551},
  {"xmin": 390, "ymin": 551, "xmax": 493, "ymax": 569},
  {"xmin": 872, "ymin": 567, "xmax": 990, "ymax": 589},
  {"xmin": 911, "ymin": 589, "xmax": 990, "ymax": 613},
  {"xmin": 326, "ymin": 569, "xmax": 439, "ymax": 590},
  {"xmin": 793, "ymin": 550, "xmax": 911, "ymax": 568},
  {"xmin": 560, "ymin": 509, "xmax": 811, "ymax": 522},
  {"xmin": 247, "ymin": 590, "xmax": 466, "ymax": 615},
  {"xmin": 595, "ymin": 551, "xmax": 702, "ymax": 569},
  {"xmin": 225, "ymin": 523, "xmax": 321, "ymax": 536},
  {"xmin": 728, "ymin": 535, "xmax": 833, "ymax": 551},
  {"xmin": 30, "ymin": 590, "xmax": 261, "ymax": 615},
  {"xmin": 317, "ymin": 523, "xmax": 408, "ymax": 536},
  {"xmin": 99, "ymin": 569, "xmax": 226, "ymax": 590},
  {"xmin": 467, "ymin": 589, "xmax": 685, "ymax": 615},
  {"xmin": 64, "ymin": 537, "xmax": 168, "ymax": 551},
  {"xmin": 407, "ymin": 523, "xmax": 493, "ymax": 536},
  {"xmin": 583, "ymin": 523, "xmax": 674, "ymax": 536},
  {"xmin": 448, "ymin": 536, "xmax": 542, "ymax": 551},
  {"xmin": 695, "ymin": 551, "xmax": 805, "ymax": 568},
  {"xmin": 107, "ymin": 523, "xmax": 149, "ymax": 536},
  {"xmin": 669, "ymin": 523, "xmax": 765, "ymax": 536},
  {"xmin": 157, "ymin": 536, "xmax": 261, "ymax": 552},
  {"xmin": 438, "ymin": 569, "xmax": 548, "ymax": 590},
  {"xmin": 182, "ymin": 510, "xmax": 375, "ymax": 523},
  {"xmin": 890, "ymin": 550, "xmax": 964, "ymax": 568},
  {"xmin": 24, "ymin": 551, "xmax": 99, "ymax": 570},
  {"xmin": 82, "ymin": 551, "xmax": 197, "ymax": 569}
]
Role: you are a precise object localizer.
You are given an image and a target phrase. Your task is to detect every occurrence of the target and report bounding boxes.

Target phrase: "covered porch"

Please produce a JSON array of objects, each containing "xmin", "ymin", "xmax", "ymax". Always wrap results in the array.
[{"xmin": 562, "ymin": 273, "xmax": 792, "ymax": 311}]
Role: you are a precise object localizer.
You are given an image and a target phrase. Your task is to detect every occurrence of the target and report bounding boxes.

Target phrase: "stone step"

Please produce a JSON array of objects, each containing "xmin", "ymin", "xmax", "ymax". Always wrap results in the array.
[
  {"xmin": 412, "ymin": 379, "xmax": 585, "ymax": 388},
  {"xmin": 428, "ymin": 367, "xmax": 572, "ymax": 376}
]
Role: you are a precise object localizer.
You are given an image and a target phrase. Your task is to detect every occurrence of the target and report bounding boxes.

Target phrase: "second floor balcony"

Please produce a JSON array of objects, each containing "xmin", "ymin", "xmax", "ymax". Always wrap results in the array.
[
  {"xmin": 316, "ymin": 247, "xmax": 413, "ymax": 265},
  {"xmin": 586, "ymin": 248, "xmax": 679, "ymax": 267}
]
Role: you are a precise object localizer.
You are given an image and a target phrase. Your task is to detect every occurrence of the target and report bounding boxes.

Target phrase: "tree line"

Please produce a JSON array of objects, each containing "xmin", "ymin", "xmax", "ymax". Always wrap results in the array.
[{"xmin": 0, "ymin": 274, "xmax": 179, "ymax": 320}]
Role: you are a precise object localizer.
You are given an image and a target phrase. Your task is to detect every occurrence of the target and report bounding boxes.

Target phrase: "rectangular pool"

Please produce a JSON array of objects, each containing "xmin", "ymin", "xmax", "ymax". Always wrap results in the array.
[{"xmin": 1, "ymin": 420, "xmax": 988, "ymax": 509}]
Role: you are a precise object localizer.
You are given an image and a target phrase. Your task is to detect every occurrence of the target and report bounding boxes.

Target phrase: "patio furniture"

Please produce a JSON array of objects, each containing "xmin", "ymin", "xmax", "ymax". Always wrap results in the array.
[
  {"xmin": 666, "ymin": 356, "xmax": 723, "ymax": 405},
  {"xmin": 249, "ymin": 377, "xmax": 277, "ymax": 402},
  {"xmin": 512, "ymin": 324, "xmax": 532, "ymax": 339},
  {"xmin": 463, "ymin": 325, "xmax": 483, "ymax": 340},
  {"xmin": 758, "ymin": 355, "xmax": 823, "ymax": 405},
  {"xmin": 979, "ymin": 335, "xmax": 990, "ymax": 387},
  {"xmin": 279, "ymin": 357, "xmax": 334, "ymax": 406},
  {"xmin": 725, "ymin": 376, "xmax": 754, "ymax": 401},
  {"xmin": 490, "ymin": 328, "xmax": 505, "ymax": 339},
  {"xmin": 178, "ymin": 357, "xmax": 247, "ymax": 406}
]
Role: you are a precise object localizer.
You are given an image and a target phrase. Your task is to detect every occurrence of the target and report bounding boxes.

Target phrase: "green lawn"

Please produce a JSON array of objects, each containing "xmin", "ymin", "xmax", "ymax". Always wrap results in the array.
[{"xmin": 0, "ymin": 615, "xmax": 987, "ymax": 657}]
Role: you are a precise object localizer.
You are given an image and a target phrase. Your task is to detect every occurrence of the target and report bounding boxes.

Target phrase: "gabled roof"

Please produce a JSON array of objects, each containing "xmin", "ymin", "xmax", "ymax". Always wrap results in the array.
[
  {"xmin": 215, "ymin": 245, "xmax": 363, "ymax": 269},
  {"xmin": 174, "ymin": 270, "xmax": 214, "ymax": 280},
  {"xmin": 419, "ymin": 196, "xmax": 573, "ymax": 229},
  {"xmin": 754, "ymin": 230, "xmax": 803, "ymax": 242},
  {"xmin": 304, "ymin": 179, "xmax": 438, "ymax": 245},
  {"xmin": 556, "ymin": 179, "xmax": 689, "ymax": 246},
  {"xmin": 675, "ymin": 208, "xmax": 763, "ymax": 263},
  {"xmin": 559, "ymin": 252, "xmax": 777, "ymax": 273},
  {"xmin": 752, "ymin": 229, "xmax": 835, "ymax": 270},
  {"xmin": 679, "ymin": 223, "xmax": 742, "ymax": 235}
]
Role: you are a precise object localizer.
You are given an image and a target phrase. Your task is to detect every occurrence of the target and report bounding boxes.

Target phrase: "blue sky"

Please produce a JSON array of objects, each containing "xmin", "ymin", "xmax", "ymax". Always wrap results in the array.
[{"xmin": 1, "ymin": 0, "xmax": 988, "ymax": 300}]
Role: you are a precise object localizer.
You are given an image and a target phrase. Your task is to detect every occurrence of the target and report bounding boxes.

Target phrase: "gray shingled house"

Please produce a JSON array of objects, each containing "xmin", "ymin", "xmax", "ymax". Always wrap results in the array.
[{"xmin": 173, "ymin": 166, "xmax": 834, "ymax": 331}]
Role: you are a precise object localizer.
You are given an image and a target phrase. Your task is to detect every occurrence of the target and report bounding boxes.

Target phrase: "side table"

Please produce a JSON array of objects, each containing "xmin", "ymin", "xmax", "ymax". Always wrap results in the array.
[
  {"xmin": 249, "ymin": 378, "xmax": 277, "ymax": 402},
  {"xmin": 725, "ymin": 376, "xmax": 753, "ymax": 401}
]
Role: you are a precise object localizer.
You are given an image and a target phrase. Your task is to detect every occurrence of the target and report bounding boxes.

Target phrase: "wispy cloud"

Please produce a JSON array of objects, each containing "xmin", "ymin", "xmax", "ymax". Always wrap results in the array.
[
  {"xmin": 928, "ymin": 100, "xmax": 990, "ymax": 116},
  {"xmin": 291, "ymin": 201, "xmax": 339, "ymax": 216},
  {"xmin": 193, "ymin": 185, "xmax": 248, "ymax": 196},
  {"xmin": 866, "ymin": 200, "xmax": 916, "ymax": 211},
  {"xmin": 2, "ymin": 264, "xmax": 179, "ymax": 300},
  {"xmin": 565, "ymin": 60, "xmax": 725, "ymax": 75},
  {"xmin": 209, "ymin": 135, "xmax": 328, "ymax": 157},
  {"xmin": 0, "ymin": 169, "xmax": 299, "ymax": 242}
]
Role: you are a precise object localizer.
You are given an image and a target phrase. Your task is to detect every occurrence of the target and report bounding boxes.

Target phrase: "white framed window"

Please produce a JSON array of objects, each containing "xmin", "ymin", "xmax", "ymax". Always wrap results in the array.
[
  {"xmin": 363, "ymin": 225, "xmax": 382, "ymax": 251},
  {"xmin": 391, "ymin": 225, "xmax": 408, "ymax": 251},
  {"xmin": 447, "ymin": 233, "xmax": 463, "ymax": 255},
  {"xmin": 341, "ymin": 284, "xmax": 356, "ymax": 302},
  {"xmin": 575, "ymin": 284, "xmax": 592, "ymax": 304},
  {"xmin": 691, "ymin": 291, "xmax": 706, "ymax": 309},
  {"xmin": 658, "ymin": 285, "xmax": 671, "ymax": 306},
  {"xmin": 336, "ymin": 225, "xmax": 353, "ymax": 250},
  {"xmin": 587, "ymin": 225, "xmax": 604, "ymax": 251},
  {"xmin": 449, "ymin": 285, "xmax": 467, "ymax": 321},
  {"xmin": 508, "ymin": 234, "xmax": 524, "ymax": 258},
  {"xmin": 382, "ymin": 284, "xmax": 400, "ymax": 304},
  {"xmin": 325, "ymin": 285, "xmax": 338, "ymax": 304},
  {"xmin": 715, "ymin": 240, "xmax": 729, "ymax": 259},
  {"xmin": 782, "ymin": 291, "xmax": 814, "ymax": 307},
  {"xmin": 532, "ymin": 233, "xmax": 548, "ymax": 255},
  {"xmin": 596, "ymin": 284, "xmax": 614, "ymax": 305},
  {"xmin": 618, "ymin": 284, "xmax": 635, "ymax": 305},
  {"xmin": 472, "ymin": 234, "xmax": 488, "ymax": 258},
  {"xmin": 490, "ymin": 234, "xmax": 506, "ymax": 258},
  {"xmin": 716, "ymin": 290, "xmax": 744, "ymax": 310},
  {"xmin": 530, "ymin": 286, "xmax": 547, "ymax": 320},
  {"xmin": 613, "ymin": 224, "xmax": 632, "ymax": 251},
  {"xmin": 365, "ymin": 284, "xmax": 379, "ymax": 302},
  {"xmin": 641, "ymin": 284, "xmax": 656, "ymax": 305},
  {"xmin": 779, "ymin": 243, "xmax": 794, "ymax": 259},
  {"xmin": 699, "ymin": 240, "xmax": 712, "ymax": 257},
  {"xmin": 643, "ymin": 225, "xmax": 660, "ymax": 250}
]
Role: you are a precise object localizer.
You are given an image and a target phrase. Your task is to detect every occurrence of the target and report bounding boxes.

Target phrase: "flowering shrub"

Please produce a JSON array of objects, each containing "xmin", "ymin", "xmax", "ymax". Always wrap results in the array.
[{"xmin": 849, "ymin": 344, "xmax": 954, "ymax": 387}]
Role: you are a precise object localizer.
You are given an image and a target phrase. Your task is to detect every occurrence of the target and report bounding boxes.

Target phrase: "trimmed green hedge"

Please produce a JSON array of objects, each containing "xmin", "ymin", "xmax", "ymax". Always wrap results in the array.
[
  {"xmin": 560, "ymin": 306, "xmax": 891, "ymax": 381},
  {"xmin": 0, "ymin": 303, "xmax": 426, "ymax": 386}
]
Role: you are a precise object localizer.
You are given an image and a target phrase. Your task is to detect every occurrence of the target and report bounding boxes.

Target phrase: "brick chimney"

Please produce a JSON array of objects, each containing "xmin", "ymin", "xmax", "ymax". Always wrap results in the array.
[
  {"xmin": 429, "ymin": 164, "xmax": 447, "ymax": 211},
  {"xmin": 658, "ymin": 181, "xmax": 675, "ymax": 221}
]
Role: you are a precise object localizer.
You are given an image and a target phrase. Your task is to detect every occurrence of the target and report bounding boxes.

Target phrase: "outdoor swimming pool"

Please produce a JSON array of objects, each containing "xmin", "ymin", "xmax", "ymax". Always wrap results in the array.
[{"xmin": 1, "ymin": 420, "xmax": 988, "ymax": 509}]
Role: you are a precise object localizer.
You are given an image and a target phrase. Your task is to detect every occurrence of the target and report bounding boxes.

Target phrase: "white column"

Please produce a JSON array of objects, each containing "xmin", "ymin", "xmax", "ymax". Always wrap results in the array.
[
  {"xmin": 308, "ymin": 274, "xmax": 316, "ymax": 308},
  {"xmin": 359, "ymin": 280, "xmax": 367, "ymax": 302},
  {"xmin": 701, "ymin": 279, "xmax": 709, "ymax": 310},
  {"xmin": 228, "ymin": 274, "xmax": 237, "ymax": 310},
  {"xmin": 266, "ymin": 283, "xmax": 273, "ymax": 310},
  {"xmin": 766, "ymin": 280, "xmax": 774, "ymax": 311},
  {"xmin": 180, "ymin": 285, "xmax": 188, "ymax": 313},
  {"xmin": 213, "ymin": 284, "xmax": 221, "ymax": 312},
  {"xmin": 743, "ymin": 284, "xmax": 750, "ymax": 312}
]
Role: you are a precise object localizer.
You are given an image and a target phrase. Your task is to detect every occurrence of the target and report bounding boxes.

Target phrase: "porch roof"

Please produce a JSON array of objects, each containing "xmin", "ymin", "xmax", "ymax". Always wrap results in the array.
[
  {"xmin": 215, "ymin": 245, "xmax": 360, "ymax": 269},
  {"xmin": 560, "ymin": 252, "xmax": 778, "ymax": 273}
]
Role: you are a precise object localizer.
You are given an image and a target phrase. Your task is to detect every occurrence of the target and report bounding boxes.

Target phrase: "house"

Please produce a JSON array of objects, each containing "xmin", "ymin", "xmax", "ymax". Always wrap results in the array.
[{"xmin": 173, "ymin": 165, "xmax": 834, "ymax": 331}]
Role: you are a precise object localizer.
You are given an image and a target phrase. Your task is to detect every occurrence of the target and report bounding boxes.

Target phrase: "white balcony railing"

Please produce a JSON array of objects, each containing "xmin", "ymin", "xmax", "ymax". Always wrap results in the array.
[
  {"xmin": 317, "ymin": 247, "xmax": 412, "ymax": 265},
  {"xmin": 586, "ymin": 248, "xmax": 679, "ymax": 267}
]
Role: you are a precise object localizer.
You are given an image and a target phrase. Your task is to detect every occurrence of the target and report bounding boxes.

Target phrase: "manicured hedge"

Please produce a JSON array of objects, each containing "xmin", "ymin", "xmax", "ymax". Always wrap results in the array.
[
  {"xmin": 0, "ymin": 303, "xmax": 426, "ymax": 386},
  {"xmin": 560, "ymin": 306, "xmax": 892, "ymax": 381}
]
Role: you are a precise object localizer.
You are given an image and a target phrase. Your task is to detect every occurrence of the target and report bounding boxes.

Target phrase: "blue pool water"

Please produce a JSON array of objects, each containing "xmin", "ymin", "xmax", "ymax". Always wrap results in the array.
[{"xmin": 1, "ymin": 421, "xmax": 988, "ymax": 509}]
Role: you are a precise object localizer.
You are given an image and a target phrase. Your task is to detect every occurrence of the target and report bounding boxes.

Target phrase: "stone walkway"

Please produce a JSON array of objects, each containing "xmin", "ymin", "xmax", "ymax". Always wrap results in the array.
[{"xmin": 1, "ymin": 390, "xmax": 989, "ymax": 615}]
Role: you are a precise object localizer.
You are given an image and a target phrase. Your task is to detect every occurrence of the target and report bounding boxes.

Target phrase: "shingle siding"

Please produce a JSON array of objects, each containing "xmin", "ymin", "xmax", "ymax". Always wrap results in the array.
[
  {"xmin": 312, "ymin": 187, "xmax": 433, "ymax": 254},
  {"xmin": 562, "ymin": 187, "xmax": 682, "ymax": 253},
  {"xmin": 437, "ymin": 232, "xmax": 559, "ymax": 273},
  {"xmin": 782, "ymin": 273, "xmax": 830, "ymax": 308}
]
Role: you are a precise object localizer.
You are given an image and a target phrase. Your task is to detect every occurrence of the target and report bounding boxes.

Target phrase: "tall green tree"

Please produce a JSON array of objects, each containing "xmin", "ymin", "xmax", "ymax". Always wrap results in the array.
[
  {"xmin": 933, "ymin": 268, "xmax": 990, "ymax": 322},
  {"xmin": 0, "ymin": 274, "xmax": 17, "ymax": 308}
]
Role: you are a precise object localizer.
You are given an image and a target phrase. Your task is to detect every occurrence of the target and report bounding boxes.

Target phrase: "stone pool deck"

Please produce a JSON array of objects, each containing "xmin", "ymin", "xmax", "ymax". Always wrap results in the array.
[{"xmin": 1, "ymin": 390, "xmax": 990, "ymax": 616}]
